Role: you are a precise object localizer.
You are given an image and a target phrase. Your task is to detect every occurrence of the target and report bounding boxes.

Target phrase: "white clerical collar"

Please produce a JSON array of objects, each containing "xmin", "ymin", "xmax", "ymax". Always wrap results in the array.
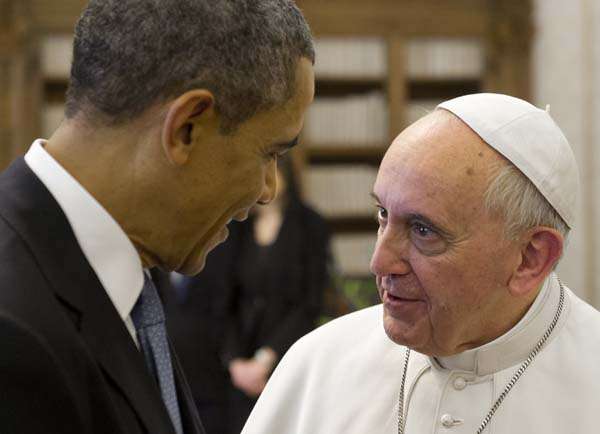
[
  {"xmin": 433, "ymin": 273, "xmax": 568, "ymax": 376},
  {"xmin": 24, "ymin": 139, "xmax": 144, "ymax": 321}
]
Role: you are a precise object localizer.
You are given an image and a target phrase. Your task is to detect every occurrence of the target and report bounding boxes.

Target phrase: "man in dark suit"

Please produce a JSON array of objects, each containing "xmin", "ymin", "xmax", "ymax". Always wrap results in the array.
[{"xmin": 0, "ymin": 1, "xmax": 315, "ymax": 433}]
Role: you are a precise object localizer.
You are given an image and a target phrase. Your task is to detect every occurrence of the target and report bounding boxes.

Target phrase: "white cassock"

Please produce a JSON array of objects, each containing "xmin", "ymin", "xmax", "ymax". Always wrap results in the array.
[{"xmin": 242, "ymin": 273, "xmax": 600, "ymax": 433}]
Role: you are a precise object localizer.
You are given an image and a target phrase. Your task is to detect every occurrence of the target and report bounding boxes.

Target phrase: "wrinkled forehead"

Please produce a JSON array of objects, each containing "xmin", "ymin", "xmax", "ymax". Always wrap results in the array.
[{"xmin": 375, "ymin": 110, "xmax": 505, "ymax": 209}]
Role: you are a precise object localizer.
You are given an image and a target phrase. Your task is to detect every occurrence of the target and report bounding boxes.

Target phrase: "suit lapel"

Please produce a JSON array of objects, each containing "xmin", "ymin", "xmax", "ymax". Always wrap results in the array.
[{"xmin": 0, "ymin": 159, "xmax": 175, "ymax": 434}]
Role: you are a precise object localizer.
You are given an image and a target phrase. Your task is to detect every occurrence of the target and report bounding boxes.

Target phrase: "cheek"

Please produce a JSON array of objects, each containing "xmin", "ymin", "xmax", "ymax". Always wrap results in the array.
[
  {"xmin": 408, "ymin": 252, "xmax": 471, "ymax": 314},
  {"xmin": 229, "ymin": 162, "xmax": 265, "ymax": 199},
  {"xmin": 411, "ymin": 246, "xmax": 508, "ymax": 318}
]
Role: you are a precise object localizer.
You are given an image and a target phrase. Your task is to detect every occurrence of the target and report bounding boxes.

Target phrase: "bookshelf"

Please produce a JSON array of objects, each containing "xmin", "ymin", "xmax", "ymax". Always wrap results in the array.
[{"xmin": 296, "ymin": 0, "xmax": 532, "ymax": 278}]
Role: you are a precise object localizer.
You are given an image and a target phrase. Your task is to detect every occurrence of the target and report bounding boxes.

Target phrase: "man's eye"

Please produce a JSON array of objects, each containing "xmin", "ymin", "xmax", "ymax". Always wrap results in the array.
[
  {"xmin": 411, "ymin": 222, "xmax": 434, "ymax": 238},
  {"xmin": 409, "ymin": 221, "xmax": 447, "ymax": 255},
  {"xmin": 375, "ymin": 206, "xmax": 387, "ymax": 221}
]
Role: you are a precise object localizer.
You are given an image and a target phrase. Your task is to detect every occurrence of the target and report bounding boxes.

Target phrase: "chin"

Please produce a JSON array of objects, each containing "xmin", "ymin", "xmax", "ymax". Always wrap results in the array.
[
  {"xmin": 176, "ymin": 249, "xmax": 209, "ymax": 276},
  {"xmin": 383, "ymin": 312, "xmax": 428, "ymax": 352}
]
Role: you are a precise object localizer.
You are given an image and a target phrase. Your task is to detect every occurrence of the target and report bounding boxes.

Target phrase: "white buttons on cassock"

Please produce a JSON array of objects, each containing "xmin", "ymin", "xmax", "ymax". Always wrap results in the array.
[
  {"xmin": 440, "ymin": 414, "xmax": 464, "ymax": 428},
  {"xmin": 453, "ymin": 376, "xmax": 467, "ymax": 390}
]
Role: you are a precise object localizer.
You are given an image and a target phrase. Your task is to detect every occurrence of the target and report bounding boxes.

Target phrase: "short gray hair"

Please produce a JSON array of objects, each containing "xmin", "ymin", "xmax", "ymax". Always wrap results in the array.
[
  {"xmin": 484, "ymin": 162, "xmax": 570, "ymax": 241},
  {"xmin": 65, "ymin": 0, "xmax": 315, "ymax": 133}
]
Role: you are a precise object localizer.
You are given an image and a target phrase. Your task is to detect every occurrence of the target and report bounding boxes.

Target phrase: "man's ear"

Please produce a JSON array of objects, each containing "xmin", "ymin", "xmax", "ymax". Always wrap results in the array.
[
  {"xmin": 507, "ymin": 227, "xmax": 564, "ymax": 297},
  {"xmin": 161, "ymin": 89, "xmax": 215, "ymax": 166}
]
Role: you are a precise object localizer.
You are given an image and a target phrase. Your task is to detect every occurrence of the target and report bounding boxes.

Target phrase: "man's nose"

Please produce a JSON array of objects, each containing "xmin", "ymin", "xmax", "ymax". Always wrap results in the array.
[
  {"xmin": 257, "ymin": 158, "xmax": 277, "ymax": 205},
  {"xmin": 370, "ymin": 227, "xmax": 411, "ymax": 277}
]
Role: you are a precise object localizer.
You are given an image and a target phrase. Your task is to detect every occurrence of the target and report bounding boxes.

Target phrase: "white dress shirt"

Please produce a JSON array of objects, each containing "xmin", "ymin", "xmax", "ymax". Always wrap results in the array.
[{"xmin": 24, "ymin": 139, "xmax": 144, "ymax": 345}]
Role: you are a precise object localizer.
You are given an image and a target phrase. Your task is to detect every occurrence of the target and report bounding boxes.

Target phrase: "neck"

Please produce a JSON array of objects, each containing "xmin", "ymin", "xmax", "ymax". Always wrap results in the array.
[
  {"xmin": 45, "ymin": 118, "xmax": 167, "ymax": 268},
  {"xmin": 435, "ymin": 275, "xmax": 560, "ymax": 376}
]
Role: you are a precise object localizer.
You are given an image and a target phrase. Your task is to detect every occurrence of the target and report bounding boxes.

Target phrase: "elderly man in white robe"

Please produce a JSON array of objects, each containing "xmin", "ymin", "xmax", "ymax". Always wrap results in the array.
[{"xmin": 241, "ymin": 93, "xmax": 600, "ymax": 434}]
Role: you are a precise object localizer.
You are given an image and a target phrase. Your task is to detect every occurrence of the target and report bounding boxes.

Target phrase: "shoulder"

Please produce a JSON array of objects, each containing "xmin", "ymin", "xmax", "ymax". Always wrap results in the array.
[
  {"xmin": 565, "ymin": 287, "xmax": 600, "ymax": 332},
  {"xmin": 0, "ymin": 213, "xmax": 49, "ymax": 291},
  {"xmin": 261, "ymin": 304, "xmax": 391, "ymax": 394},
  {"xmin": 552, "ymin": 286, "xmax": 600, "ymax": 368},
  {"xmin": 0, "ymin": 310, "xmax": 85, "ymax": 431},
  {"xmin": 0, "ymin": 310, "xmax": 64, "ymax": 370},
  {"xmin": 245, "ymin": 305, "xmax": 406, "ymax": 433},
  {"xmin": 282, "ymin": 304, "xmax": 385, "ymax": 363}
]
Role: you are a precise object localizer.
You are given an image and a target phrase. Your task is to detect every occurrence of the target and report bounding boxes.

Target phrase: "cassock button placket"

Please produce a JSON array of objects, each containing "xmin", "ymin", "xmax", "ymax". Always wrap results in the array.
[
  {"xmin": 453, "ymin": 376, "xmax": 467, "ymax": 391},
  {"xmin": 441, "ymin": 414, "xmax": 464, "ymax": 428}
]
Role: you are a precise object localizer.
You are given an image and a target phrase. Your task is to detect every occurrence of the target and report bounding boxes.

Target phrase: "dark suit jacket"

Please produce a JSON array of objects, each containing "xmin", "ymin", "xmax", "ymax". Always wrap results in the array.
[{"xmin": 0, "ymin": 158, "xmax": 205, "ymax": 434}]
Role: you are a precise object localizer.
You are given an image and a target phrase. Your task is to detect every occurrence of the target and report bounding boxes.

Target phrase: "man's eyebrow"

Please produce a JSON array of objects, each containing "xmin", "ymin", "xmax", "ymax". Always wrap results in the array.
[
  {"xmin": 368, "ymin": 195, "xmax": 452, "ymax": 236},
  {"xmin": 273, "ymin": 136, "xmax": 299, "ymax": 154}
]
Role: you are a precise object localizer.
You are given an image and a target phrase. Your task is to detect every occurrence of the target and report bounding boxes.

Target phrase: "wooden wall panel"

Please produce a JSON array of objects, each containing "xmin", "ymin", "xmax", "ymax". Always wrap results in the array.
[
  {"xmin": 0, "ymin": 0, "xmax": 40, "ymax": 169},
  {"xmin": 297, "ymin": 0, "xmax": 488, "ymax": 37},
  {"xmin": 30, "ymin": 0, "xmax": 86, "ymax": 32},
  {"xmin": 484, "ymin": 0, "xmax": 533, "ymax": 99}
]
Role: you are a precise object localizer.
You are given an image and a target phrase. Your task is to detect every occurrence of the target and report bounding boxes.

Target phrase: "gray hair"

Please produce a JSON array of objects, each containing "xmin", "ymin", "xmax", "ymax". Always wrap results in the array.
[
  {"xmin": 484, "ymin": 162, "xmax": 570, "ymax": 241},
  {"xmin": 65, "ymin": 0, "xmax": 315, "ymax": 133}
]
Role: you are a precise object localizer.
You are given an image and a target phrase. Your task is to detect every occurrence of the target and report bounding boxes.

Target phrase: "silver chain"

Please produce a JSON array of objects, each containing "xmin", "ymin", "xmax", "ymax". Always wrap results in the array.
[
  {"xmin": 397, "ymin": 347, "xmax": 411, "ymax": 433},
  {"xmin": 397, "ymin": 280, "xmax": 565, "ymax": 434}
]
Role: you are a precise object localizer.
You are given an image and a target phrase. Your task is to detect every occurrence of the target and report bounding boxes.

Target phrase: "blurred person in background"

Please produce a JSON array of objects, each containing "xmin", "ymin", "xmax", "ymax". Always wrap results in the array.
[{"xmin": 223, "ymin": 155, "xmax": 332, "ymax": 433}]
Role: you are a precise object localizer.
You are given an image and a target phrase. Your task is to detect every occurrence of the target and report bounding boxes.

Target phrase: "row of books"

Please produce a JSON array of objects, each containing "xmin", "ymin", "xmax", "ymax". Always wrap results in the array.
[
  {"xmin": 41, "ymin": 34, "xmax": 388, "ymax": 80},
  {"xmin": 41, "ymin": 35, "xmax": 483, "ymax": 82},
  {"xmin": 304, "ymin": 93, "xmax": 388, "ymax": 146},
  {"xmin": 314, "ymin": 37, "xmax": 482, "ymax": 80},
  {"xmin": 331, "ymin": 233, "xmax": 377, "ymax": 276},
  {"xmin": 42, "ymin": 35, "xmax": 73, "ymax": 79},
  {"xmin": 303, "ymin": 165, "xmax": 378, "ymax": 217},
  {"xmin": 43, "ymin": 100, "xmax": 438, "ymax": 145},
  {"xmin": 407, "ymin": 38, "xmax": 483, "ymax": 79},
  {"xmin": 314, "ymin": 37, "xmax": 387, "ymax": 79}
]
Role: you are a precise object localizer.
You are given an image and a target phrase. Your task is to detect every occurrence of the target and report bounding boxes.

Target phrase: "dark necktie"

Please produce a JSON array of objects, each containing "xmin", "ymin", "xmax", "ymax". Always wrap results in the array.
[{"xmin": 131, "ymin": 273, "xmax": 184, "ymax": 434}]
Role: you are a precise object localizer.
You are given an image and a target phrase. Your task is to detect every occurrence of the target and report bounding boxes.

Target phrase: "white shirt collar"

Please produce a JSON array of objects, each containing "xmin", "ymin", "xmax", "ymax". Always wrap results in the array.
[
  {"xmin": 24, "ymin": 139, "xmax": 144, "ymax": 321},
  {"xmin": 433, "ymin": 273, "xmax": 567, "ymax": 376}
]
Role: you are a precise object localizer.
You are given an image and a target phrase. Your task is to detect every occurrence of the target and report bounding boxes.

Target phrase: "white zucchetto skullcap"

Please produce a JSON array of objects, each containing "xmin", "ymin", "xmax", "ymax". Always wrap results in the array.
[{"xmin": 437, "ymin": 93, "xmax": 579, "ymax": 228}]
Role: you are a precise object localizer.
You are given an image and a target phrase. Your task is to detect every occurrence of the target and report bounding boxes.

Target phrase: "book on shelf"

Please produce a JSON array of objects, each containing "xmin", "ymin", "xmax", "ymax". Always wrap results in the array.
[
  {"xmin": 41, "ymin": 35, "xmax": 74, "ymax": 80},
  {"xmin": 304, "ymin": 92, "xmax": 388, "ymax": 147},
  {"xmin": 304, "ymin": 165, "xmax": 378, "ymax": 217},
  {"xmin": 407, "ymin": 38, "xmax": 483, "ymax": 80},
  {"xmin": 331, "ymin": 233, "xmax": 377, "ymax": 276},
  {"xmin": 314, "ymin": 37, "xmax": 387, "ymax": 80}
]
